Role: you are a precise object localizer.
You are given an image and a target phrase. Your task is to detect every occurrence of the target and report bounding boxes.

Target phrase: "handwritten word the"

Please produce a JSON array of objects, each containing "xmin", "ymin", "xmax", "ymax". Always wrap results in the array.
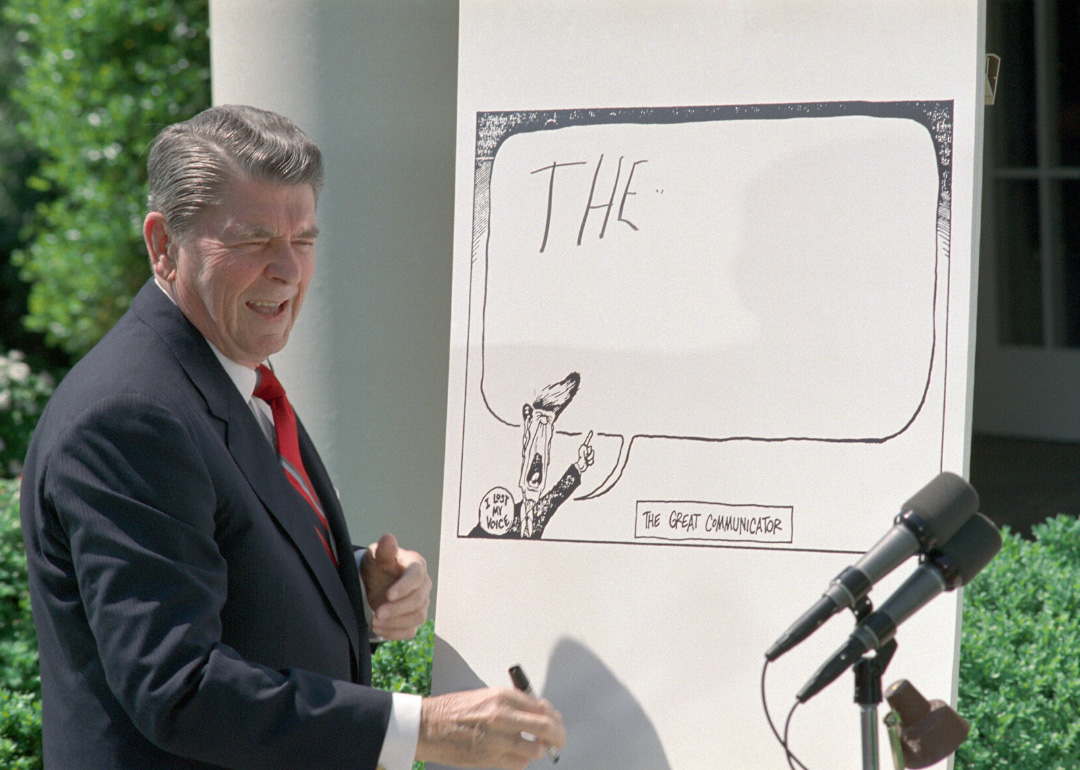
[{"xmin": 531, "ymin": 154, "xmax": 648, "ymax": 253}]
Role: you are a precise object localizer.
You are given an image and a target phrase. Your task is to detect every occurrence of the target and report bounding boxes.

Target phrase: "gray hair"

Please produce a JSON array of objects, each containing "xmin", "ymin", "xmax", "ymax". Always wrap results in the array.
[{"xmin": 146, "ymin": 104, "xmax": 323, "ymax": 240}]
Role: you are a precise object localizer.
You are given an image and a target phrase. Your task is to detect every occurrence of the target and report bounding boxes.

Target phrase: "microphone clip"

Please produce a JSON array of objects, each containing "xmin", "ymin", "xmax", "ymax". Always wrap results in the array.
[
  {"xmin": 851, "ymin": 594, "xmax": 874, "ymax": 622},
  {"xmin": 853, "ymin": 638, "xmax": 897, "ymax": 707}
]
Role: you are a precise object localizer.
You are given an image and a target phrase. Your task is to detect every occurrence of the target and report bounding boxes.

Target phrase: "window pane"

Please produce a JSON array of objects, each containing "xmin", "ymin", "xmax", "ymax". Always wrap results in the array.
[
  {"xmin": 1056, "ymin": 2, "xmax": 1080, "ymax": 165},
  {"xmin": 996, "ymin": 179, "xmax": 1043, "ymax": 345},
  {"xmin": 990, "ymin": 0, "xmax": 1038, "ymax": 167},
  {"xmin": 1060, "ymin": 180, "xmax": 1080, "ymax": 345}
]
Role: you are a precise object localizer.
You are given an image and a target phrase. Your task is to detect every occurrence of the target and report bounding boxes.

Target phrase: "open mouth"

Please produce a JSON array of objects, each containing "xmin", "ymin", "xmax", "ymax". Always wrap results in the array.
[
  {"xmin": 246, "ymin": 300, "xmax": 288, "ymax": 318},
  {"xmin": 526, "ymin": 453, "xmax": 544, "ymax": 488}
]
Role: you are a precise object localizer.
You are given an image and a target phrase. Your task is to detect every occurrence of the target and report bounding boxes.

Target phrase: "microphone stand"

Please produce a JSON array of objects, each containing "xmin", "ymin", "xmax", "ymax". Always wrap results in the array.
[{"xmin": 853, "ymin": 638, "xmax": 898, "ymax": 770}]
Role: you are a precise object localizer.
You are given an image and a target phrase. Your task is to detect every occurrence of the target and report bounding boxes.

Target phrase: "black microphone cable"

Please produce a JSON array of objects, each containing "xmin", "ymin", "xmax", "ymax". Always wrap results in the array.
[
  {"xmin": 761, "ymin": 658, "xmax": 810, "ymax": 770},
  {"xmin": 783, "ymin": 701, "xmax": 804, "ymax": 770}
]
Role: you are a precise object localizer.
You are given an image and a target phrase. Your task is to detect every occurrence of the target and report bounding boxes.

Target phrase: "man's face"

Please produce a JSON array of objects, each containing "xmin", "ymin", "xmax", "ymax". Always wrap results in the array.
[
  {"xmin": 519, "ymin": 406, "xmax": 556, "ymax": 502},
  {"xmin": 168, "ymin": 176, "xmax": 318, "ymax": 368}
]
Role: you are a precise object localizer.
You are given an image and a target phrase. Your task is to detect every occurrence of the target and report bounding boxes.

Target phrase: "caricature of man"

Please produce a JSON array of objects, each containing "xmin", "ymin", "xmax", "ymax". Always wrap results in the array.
[{"xmin": 471, "ymin": 372, "xmax": 595, "ymax": 539}]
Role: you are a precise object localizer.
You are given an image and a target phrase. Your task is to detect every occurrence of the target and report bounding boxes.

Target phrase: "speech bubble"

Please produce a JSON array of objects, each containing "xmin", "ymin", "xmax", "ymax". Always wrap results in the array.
[{"xmin": 473, "ymin": 103, "xmax": 950, "ymax": 497}]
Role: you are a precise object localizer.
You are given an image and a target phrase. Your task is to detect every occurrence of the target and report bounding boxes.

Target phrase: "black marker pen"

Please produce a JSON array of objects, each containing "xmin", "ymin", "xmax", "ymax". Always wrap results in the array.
[{"xmin": 509, "ymin": 665, "xmax": 560, "ymax": 763}]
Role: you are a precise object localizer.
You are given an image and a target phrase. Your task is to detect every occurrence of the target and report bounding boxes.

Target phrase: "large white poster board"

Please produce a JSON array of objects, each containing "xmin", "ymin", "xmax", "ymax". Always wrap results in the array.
[{"xmin": 435, "ymin": 3, "xmax": 984, "ymax": 768}]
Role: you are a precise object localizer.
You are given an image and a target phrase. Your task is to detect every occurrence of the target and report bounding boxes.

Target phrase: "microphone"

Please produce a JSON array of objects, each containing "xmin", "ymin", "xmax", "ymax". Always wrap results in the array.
[
  {"xmin": 796, "ymin": 512, "xmax": 1001, "ymax": 703},
  {"xmin": 765, "ymin": 473, "xmax": 978, "ymax": 662}
]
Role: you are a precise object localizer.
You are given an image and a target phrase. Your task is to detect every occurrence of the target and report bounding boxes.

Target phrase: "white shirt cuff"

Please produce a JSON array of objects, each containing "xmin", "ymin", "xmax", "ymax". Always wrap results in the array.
[{"xmin": 378, "ymin": 692, "xmax": 422, "ymax": 770}]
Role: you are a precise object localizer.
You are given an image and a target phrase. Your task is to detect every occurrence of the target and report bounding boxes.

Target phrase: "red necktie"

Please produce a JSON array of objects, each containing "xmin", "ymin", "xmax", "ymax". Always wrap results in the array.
[{"xmin": 254, "ymin": 365, "xmax": 338, "ymax": 566}]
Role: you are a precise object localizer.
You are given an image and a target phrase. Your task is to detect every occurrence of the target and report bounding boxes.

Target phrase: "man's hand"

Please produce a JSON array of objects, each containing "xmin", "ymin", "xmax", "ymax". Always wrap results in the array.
[
  {"xmin": 416, "ymin": 688, "xmax": 566, "ymax": 770},
  {"xmin": 359, "ymin": 533, "xmax": 431, "ymax": 640}
]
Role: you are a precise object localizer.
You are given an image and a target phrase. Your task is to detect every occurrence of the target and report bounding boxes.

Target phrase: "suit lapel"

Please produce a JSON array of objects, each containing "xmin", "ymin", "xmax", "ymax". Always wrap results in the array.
[
  {"xmin": 297, "ymin": 420, "xmax": 373, "ymax": 680},
  {"xmin": 130, "ymin": 281, "xmax": 363, "ymax": 665},
  {"xmin": 296, "ymin": 422, "xmax": 359, "ymax": 589},
  {"xmin": 226, "ymin": 406, "xmax": 361, "ymax": 656}
]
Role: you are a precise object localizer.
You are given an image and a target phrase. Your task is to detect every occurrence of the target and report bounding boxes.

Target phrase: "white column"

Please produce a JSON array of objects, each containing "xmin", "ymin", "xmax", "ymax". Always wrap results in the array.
[{"xmin": 210, "ymin": 0, "xmax": 458, "ymax": 596}]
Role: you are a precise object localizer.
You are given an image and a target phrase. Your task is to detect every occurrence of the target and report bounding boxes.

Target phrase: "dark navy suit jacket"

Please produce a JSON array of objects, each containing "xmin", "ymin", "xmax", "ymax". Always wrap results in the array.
[{"xmin": 20, "ymin": 280, "xmax": 391, "ymax": 769}]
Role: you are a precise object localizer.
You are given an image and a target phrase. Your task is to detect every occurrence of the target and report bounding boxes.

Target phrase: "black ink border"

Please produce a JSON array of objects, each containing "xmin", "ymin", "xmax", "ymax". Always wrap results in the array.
[{"xmin": 456, "ymin": 100, "xmax": 955, "ymax": 551}]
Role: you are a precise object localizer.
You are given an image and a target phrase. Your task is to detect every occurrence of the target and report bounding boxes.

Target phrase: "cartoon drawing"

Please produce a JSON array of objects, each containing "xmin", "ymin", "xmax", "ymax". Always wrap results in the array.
[
  {"xmin": 455, "ymin": 101, "xmax": 955, "ymax": 549},
  {"xmin": 470, "ymin": 372, "xmax": 595, "ymax": 539}
]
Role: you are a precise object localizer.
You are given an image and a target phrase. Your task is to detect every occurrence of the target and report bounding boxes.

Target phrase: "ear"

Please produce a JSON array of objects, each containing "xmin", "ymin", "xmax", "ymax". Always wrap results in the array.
[{"xmin": 144, "ymin": 212, "xmax": 177, "ymax": 282}]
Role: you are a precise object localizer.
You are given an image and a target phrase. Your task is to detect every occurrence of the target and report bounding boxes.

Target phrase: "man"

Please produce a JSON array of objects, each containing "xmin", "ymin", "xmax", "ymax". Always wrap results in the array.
[{"xmin": 20, "ymin": 105, "xmax": 564, "ymax": 770}]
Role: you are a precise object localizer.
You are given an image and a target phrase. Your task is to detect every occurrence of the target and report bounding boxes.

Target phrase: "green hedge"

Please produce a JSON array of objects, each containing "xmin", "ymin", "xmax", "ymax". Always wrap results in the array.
[
  {"xmin": 0, "ymin": 7, "xmax": 55, "ymax": 368},
  {"xmin": 3, "ymin": 0, "xmax": 210, "ymax": 358},
  {"xmin": 956, "ymin": 515, "xmax": 1080, "ymax": 768},
  {"xmin": 0, "ymin": 477, "xmax": 39, "ymax": 769},
  {"xmin": 0, "ymin": 688, "xmax": 41, "ymax": 770},
  {"xmin": 0, "ymin": 351, "xmax": 56, "ymax": 477},
  {"xmin": 373, "ymin": 620, "xmax": 433, "ymax": 697}
]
